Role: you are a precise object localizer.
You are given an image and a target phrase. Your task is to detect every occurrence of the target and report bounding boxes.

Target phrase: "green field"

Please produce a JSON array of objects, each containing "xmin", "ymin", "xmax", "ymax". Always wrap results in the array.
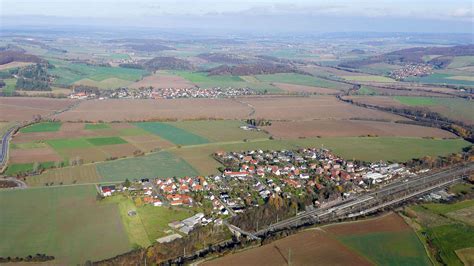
[
  {"xmin": 425, "ymin": 223, "xmax": 474, "ymax": 266},
  {"xmin": 135, "ymin": 122, "xmax": 209, "ymax": 146},
  {"xmin": 339, "ymin": 231, "xmax": 431, "ymax": 265},
  {"xmin": 357, "ymin": 86, "xmax": 378, "ymax": 95},
  {"xmin": 256, "ymin": 73, "xmax": 346, "ymax": 89},
  {"xmin": 85, "ymin": 123, "xmax": 111, "ymax": 130},
  {"xmin": 422, "ymin": 200, "xmax": 474, "ymax": 215},
  {"xmin": 86, "ymin": 136, "xmax": 128, "ymax": 146},
  {"xmin": 46, "ymin": 138, "xmax": 93, "ymax": 150},
  {"xmin": 0, "ymin": 186, "xmax": 131, "ymax": 264},
  {"xmin": 393, "ymin": 96, "xmax": 474, "ymax": 124},
  {"xmin": 96, "ymin": 151, "xmax": 198, "ymax": 182},
  {"xmin": 5, "ymin": 161, "xmax": 56, "ymax": 176},
  {"xmin": 11, "ymin": 141, "xmax": 48, "ymax": 149},
  {"xmin": 20, "ymin": 122, "xmax": 62, "ymax": 133},
  {"xmin": 448, "ymin": 56, "xmax": 474, "ymax": 69},
  {"xmin": 169, "ymin": 120, "xmax": 270, "ymax": 142},
  {"xmin": 405, "ymin": 73, "xmax": 474, "ymax": 87},
  {"xmin": 342, "ymin": 75, "xmax": 396, "ymax": 83},
  {"xmin": 1, "ymin": 78, "xmax": 16, "ymax": 96},
  {"xmin": 48, "ymin": 59, "xmax": 148, "ymax": 86}
]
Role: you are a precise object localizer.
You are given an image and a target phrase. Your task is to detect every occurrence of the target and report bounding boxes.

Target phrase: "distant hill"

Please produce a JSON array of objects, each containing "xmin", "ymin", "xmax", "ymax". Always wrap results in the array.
[
  {"xmin": 340, "ymin": 45, "xmax": 474, "ymax": 69},
  {"xmin": 125, "ymin": 43, "xmax": 175, "ymax": 52},
  {"xmin": 198, "ymin": 53, "xmax": 247, "ymax": 64},
  {"xmin": 0, "ymin": 50, "xmax": 44, "ymax": 65},
  {"xmin": 143, "ymin": 57, "xmax": 194, "ymax": 71},
  {"xmin": 207, "ymin": 62, "xmax": 300, "ymax": 76}
]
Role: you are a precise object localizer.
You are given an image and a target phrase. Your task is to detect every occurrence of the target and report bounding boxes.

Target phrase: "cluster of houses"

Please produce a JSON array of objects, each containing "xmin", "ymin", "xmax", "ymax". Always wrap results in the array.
[
  {"xmin": 69, "ymin": 86, "xmax": 256, "ymax": 100},
  {"xmin": 389, "ymin": 63, "xmax": 434, "ymax": 80},
  {"xmin": 215, "ymin": 148, "xmax": 411, "ymax": 201}
]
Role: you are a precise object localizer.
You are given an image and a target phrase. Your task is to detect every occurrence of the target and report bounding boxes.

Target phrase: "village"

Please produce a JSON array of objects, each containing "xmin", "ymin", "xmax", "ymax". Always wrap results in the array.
[
  {"xmin": 389, "ymin": 63, "xmax": 434, "ymax": 80},
  {"xmin": 68, "ymin": 86, "xmax": 256, "ymax": 100},
  {"xmin": 98, "ymin": 147, "xmax": 420, "ymax": 243}
]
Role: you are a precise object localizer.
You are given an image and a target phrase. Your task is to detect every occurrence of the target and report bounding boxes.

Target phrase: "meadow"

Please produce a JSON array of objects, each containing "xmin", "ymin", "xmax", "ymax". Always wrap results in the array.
[
  {"xmin": 0, "ymin": 185, "xmax": 131, "ymax": 264},
  {"xmin": 1, "ymin": 78, "xmax": 16, "ymax": 96},
  {"xmin": 405, "ymin": 73, "xmax": 474, "ymax": 87},
  {"xmin": 342, "ymin": 75, "xmax": 396, "ymax": 83}
]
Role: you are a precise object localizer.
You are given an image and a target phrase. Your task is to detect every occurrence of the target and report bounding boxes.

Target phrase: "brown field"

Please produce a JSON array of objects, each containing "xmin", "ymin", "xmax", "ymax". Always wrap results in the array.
[
  {"xmin": 99, "ymin": 143, "xmax": 140, "ymax": 158},
  {"xmin": 372, "ymin": 87, "xmax": 448, "ymax": 97},
  {"xmin": 60, "ymin": 147, "xmax": 109, "ymax": 163},
  {"xmin": 13, "ymin": 130, "xmax": 95, "ymax": 143},
  {"xmin": 0, "ymin": 97, "xmax": 76, "ymax": 122},
  {"xmin": 26, "ymin": 164, "xmax": 101, "ymax": 186},
  {"xmin": 324, "ymin": 213, "xmax": 411, "ymax": 236},
  {"xmin": 273, "ymin": 83, "xmax": 340, "ymax": 94},
  {"xmin": 244, "ymin": 96, "xmax": 405, "ymax": 121},
  {"xmin": 9, "ymin": 147, "xmax": 62, "ymax": 164},
  {"xmin": 0, "ymin": 61, "xmax": 33, "ymax": 70},
  {"xmin": 54, "ymin": 98, "xmax": 251, "ymax": 121},
  {"xmin": 264, "ymin": 120, "xmax": 456, "ymax": 138},
  {"xmin": 129, "ymin": 73, "xmax": 195, "ymax": 89},
  {"xmin": 203, "ymin": 228, "xmax": 371, "ymax": 266}
]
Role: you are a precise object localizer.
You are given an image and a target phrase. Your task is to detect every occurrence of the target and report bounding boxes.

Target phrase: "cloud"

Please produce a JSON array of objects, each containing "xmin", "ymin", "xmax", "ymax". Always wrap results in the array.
[{"xmin": 450, "ymin": 7, "xmax": 473, "ymax": 18}]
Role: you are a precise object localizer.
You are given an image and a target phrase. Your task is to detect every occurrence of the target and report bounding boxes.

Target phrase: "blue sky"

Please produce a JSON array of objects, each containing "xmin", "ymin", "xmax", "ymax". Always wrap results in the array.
[{"xmin": 1, "ymin": 0, "xmax": 473, "ymax": 33}]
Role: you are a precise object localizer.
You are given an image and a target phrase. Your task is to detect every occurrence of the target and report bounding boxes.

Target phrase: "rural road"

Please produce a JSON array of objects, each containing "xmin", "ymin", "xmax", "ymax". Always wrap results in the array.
[{"xmin": 0, "ymin": 126, "xmax": 18, "ymax": 171}]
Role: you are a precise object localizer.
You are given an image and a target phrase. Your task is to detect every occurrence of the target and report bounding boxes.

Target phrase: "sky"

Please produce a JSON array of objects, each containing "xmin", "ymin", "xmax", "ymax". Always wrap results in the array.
[{"xmin": 1, "ymin": 0, "xmax": 473, "ymax": 33}]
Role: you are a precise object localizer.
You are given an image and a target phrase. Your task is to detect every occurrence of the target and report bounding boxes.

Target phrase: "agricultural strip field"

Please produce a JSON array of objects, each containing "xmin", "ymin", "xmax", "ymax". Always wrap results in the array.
[
  {"xmin": 272, "ymin": 83, "xmax": 340, "ymax": 94},
  {"xmin": 0, "ymin": 97, "xmax": 77, "ymax": 122},
  {"xmin": 26, "ymin": 164, "xmax": 102, "ymax": 186},
  {"xmin": 96, "ymin": 151, "xmax": 198, "ymax": 182},
  {"xmin": 20, "ymin": 122, "xmax": 62, "ymax": 133},
  {"xmin": 405, "ymin": 73, "xmax": 474, "ymax": 87},
  {"xmin": 129, "ymin": 72, "xmax": 196, "ymax": 89},
  {"xmin": 264, "ymin": 120, "xmax": 457, "ymax": 139},
  {"xmin": 135, "ymin": 122, "xmax": 209, "ymax": 146},
  {"xmin": 204, "ymin": 213, "xmax": 428, "ymax": 266},
  {"xmin": 168, "ymin": 120, "xmax": 270, "ymax": 142},
  {"xmin": 54, "ymin": 96, "xmax": 405, "ymax": 122},
  {"xmin": 255, "ymin": 73, "xmax": 350, "ymax": 90},
  {"xmin": 48, "ymin": 59, "xmax": 148, "ymax": 87},
  {"xmin": 171, "ymin": 137, "xmax": 470, "ymax": 175},
  {"xmin": 342, "ymin": 75, "xmax": 396, "ymax": 83},
  {"xmin": 0, "ymin": 185, "xmax": 131, "ymax": 264}
]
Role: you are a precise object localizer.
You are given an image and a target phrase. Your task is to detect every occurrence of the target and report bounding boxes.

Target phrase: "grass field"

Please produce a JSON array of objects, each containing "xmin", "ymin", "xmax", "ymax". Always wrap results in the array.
[
  {"xmin": 20, "ymin": 122, "xmax": 62, "ymax": 133},
  {"xmin": 422, "ymin": 200, "xmax": 474, "ymax": 215},
  {"xmin": 0, "ymin": 185, "xmax": 131, "ymax": 264},
  {"xmin": 96, "ymin": 151, "xmax": 198, "ymax": 182},
  {"xmin": 26, "ymin": 164, "xmax": 102, "ymax": 186},
  {"xmin": 5, "ymin": 161, "xmax": 56, "ymax": 176},
  {"xmin": 339, "ymin": 231, "xmax": 430, "ymax": 265},
  {"xmin": 393, "ymin": 96, "xmax": 474, "ymax": 124},
  {"xmin": 342, "ymin": 75, "xmax": 396, "ymax": 83},
  {"xmin": 85, "ymin": 123, "xmax": 111, "ymax": 130},
  {"xmin": 1, "ymin": 78, "xmax": 16, "ymax": 96},
  {"xmin": 135, "ymin": 122, "xmax": 209, "ymax": 146},
  {"xmin": 46, "ymin": 138, "xmax": 94, "ymax": 150},
  {"xmin": 425, "ymin": 223, "xmax": 474, "ymax": 266},
  {"xmin": 256, "ymin": 73, "xmax": 346, "ymax": 89},
  {"xmin": 447, "ymin": 56, "xmax": 474, "ymax": 69},
  {"xmin": 169, "ymin": 120, "xmax": 270, "ymax": 142},
  {"xmin": 74, "ymin": 78, "xmax": 134, "ymax": 89},
  {"xmin": 87, "ymin": 136, "xmax": 128, "ymax": 146},
  {"xmin": 405, "ymin": 73, "xmax": 474, "ymax": 87},
  {"xmin": 49, "ymin": 59, "xmax": 148, "ymax": 86}
]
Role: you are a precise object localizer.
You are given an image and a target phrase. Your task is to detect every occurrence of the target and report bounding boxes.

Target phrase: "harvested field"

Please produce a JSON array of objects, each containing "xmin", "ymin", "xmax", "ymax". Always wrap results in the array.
[
  {"xmin": 9, "ymin": 147, "xmax": 62, "ymax": 164},
  {"xmin": 325, "ymin": 213, "xmax": 411, "ymax": 236},
  {"xmin": 264, "ymin": 120, "xmax": 457, "ymax": 138},
  {"xmin": 26, "ymin": 164, "xmax": 101, "ymax": 186},
  {"xmin": 0, "ymin": 97, "xmax": 76, "ymax": 121},
  {"xmin": 55, "ymin": 98, "xmax": 251, "ymax": 121},
  {"xmin": 203, "ymin": 228, "xmax": 371, "ymax": 266},
  {"xmin": 129, "ymin": 73, "xmax": 195, "ymax": 89},
  {"xmin": 273, "ymin": 83, "xmax": 340, "ymax": 94},
  {"xmin": 59, "ymin": 147, "xmax": 109, "ymax": 163},
  {"xmin": 243, "ymin": 96, "xmax": 405, "ymax": 121},
  {"xmin": 99, "ymin": 143, "xmax": 141, "ymax": 158},
  {"xmin": 0, "ymin": 61, "xmax": 33, "ymax": 70}
]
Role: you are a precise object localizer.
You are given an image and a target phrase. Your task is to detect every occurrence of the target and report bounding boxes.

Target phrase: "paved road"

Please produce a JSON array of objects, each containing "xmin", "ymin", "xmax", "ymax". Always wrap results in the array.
[{"xmin": 0, "ymin": 126, "xmax": 18, "ymax": 170}]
